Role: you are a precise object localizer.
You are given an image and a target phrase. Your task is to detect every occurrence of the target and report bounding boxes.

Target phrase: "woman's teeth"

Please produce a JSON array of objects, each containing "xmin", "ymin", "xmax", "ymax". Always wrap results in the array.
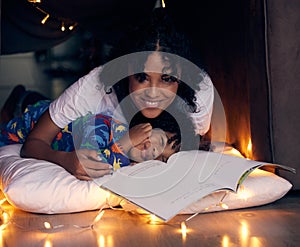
[{"xmin": 145, "ymin": 101, "xmax": 159, "ymax": 107}]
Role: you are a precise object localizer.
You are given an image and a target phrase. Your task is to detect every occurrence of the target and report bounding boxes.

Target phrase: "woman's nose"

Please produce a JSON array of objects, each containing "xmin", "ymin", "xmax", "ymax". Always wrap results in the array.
[
  {"xmin": 145, "ymin": 80, "xmax": 162, "ymax": 98},
  {"xmin": 145, "ymin": 86, "xmax": 159, "ymax": 98}
]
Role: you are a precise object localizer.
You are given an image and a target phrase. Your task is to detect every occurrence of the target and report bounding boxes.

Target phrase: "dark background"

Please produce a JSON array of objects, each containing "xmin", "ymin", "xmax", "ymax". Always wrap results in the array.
[{"xmin": 1, "ymin": 0, "xmax": 299, "ymax": 189}]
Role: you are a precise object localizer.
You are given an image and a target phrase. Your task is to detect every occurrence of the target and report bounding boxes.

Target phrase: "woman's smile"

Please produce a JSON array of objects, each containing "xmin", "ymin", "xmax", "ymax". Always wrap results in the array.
[
  {"xmin": 136, "ymin": 94, "xmax": 166, "ymax": 108},
  {"xmin": 130, "ymin": 88, "xmax": 176, "ymax": 118},
  {"xmin": 143, "ymin": 100, "xmax": 160, "ymax": 108},
  {"xmin": 129, "ymin": 76, "xmax": 178, "ymax": 118}
]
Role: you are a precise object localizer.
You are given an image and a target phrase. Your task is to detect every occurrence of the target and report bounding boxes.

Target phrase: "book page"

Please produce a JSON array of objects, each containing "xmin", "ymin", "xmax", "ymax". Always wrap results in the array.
[{"xmin": 101, "ymin": 150, "xmax": 294, "ymax": 221}]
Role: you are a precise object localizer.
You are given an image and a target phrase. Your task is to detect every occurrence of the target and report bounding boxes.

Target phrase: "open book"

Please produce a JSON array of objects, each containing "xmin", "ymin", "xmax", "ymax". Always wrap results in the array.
[{"xmin": 101, "ymin": 150, "xmax": 296, "ymax": 221}]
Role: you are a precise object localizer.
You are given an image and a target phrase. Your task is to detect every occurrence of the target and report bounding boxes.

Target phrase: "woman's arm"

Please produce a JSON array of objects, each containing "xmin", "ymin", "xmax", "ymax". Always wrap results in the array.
[{"xmin": 20, "ymin": 109, "xmax": 112, "ymax": 180}]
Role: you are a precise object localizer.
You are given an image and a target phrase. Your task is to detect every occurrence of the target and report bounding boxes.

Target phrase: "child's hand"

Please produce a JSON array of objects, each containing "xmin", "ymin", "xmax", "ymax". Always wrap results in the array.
[
  {"xmin": 128, "ymin": 123, "xmax": 152, "ymax": 147},
  {"xmin": 117, "ymin": 123, "xmax": 152, "ymax": 153}
]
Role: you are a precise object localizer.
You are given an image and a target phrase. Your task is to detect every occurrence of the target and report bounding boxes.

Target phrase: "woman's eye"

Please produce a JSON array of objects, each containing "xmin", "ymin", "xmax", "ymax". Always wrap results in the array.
[
  {"xmin": 134, "ymin": 73, "xmax": 147, "ymax": 82},
  {"xmin": 161, "ymin": 75, "xmax": 179, "ymax": 84}
]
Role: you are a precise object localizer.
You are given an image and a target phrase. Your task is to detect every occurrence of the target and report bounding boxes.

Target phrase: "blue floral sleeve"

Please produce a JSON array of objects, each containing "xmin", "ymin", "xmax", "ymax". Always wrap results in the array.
[
  {"xmin": 70, "ymin": 114, "xmax": 131, "ymax": 170},
  {"xmin": 0, "ymin": 100, "xmax": 131, "ymax": 170},
  {"xmin": 0, "ymin": 100, "xmax": 50, "ymax": 146}
]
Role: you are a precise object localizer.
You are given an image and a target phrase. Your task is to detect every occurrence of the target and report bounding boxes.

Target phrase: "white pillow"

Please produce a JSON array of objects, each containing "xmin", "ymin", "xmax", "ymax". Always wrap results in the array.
[
  {"xmin": 0, "ymin": 144, "xmax": 121, "ymax": 214},
  {"xmin": 0, "ymin": 144, "xmax": 292, "ymax": 214}
]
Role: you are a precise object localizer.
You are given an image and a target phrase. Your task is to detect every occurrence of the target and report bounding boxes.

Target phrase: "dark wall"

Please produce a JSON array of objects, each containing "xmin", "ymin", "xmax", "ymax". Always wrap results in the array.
[
  {"xmin": 246, "ymin": 0, "xmax": 300, "ymax": 189},
  {"xmin": 266, "ymin": 0, "xmax": 300, "ymax": 189},
  {"xmin": 247, "ymin": 0, "xmax": 272, "ymax": 162},
  {"xmin": 169, "ymin": 1, "xmax": 252, "ymax": 157},
  {"xmin": 169, "ymin": 0, "xmax": 300, "ymax": 189}
]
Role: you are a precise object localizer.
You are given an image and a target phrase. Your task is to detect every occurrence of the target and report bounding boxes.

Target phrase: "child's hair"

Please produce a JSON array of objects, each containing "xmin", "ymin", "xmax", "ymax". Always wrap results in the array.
[
  {"xmin": 100, "ymin": 8, "xmax": 204, "ymax": 115},
  {"xmin": 129, "ymin": 110, "xmax": 200, "ymax": 152}
]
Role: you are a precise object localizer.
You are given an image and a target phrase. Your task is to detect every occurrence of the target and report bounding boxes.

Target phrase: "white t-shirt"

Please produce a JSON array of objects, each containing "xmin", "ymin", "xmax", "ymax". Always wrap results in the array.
[{"xmin": 49, "ymin": 66, "xmax": 214, "ymax": 135}]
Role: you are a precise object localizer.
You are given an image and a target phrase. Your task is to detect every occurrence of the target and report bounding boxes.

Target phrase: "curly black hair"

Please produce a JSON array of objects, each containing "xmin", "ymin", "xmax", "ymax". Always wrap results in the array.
[{"xmin": 100, "ymin": 8, "xmax": 204, "ymax": 116}]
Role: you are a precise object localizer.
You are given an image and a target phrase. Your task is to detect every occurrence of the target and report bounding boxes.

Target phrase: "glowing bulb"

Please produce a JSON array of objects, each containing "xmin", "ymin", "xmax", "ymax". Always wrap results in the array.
[
  {"xmin": 237, "ymin": 186, "xmax": 252, "ymax": 200},
  {"xmin": 219, "ymin": 202, "xmax": 229, "ymax": 209},
  {"xmin": 0, "ymin": 199, "xmax": 7, "ymax": 205},
  {"xmin": 61, "ymin": 22, "xmax": 65, "ymax": 31},
  {"xmin": 41, "ymin": 14, "xmax": 49, "ymax": 24},
  {"xmin": 150, "ymin": 214, "xmax": 157, "ymax": 221},
  {"xmin": 69, "ymin": 25, "xmax": 74, "ymax": 31},
  {"xmin": 246, "ymin": 138, "xmax": 252, "ymax": 159},
  {"xmin": 44, "ymin": 221, "xmax": 52, "ymax": 229},
  {"xmin": 148, "ymin": 214, "xmax": 162, "ymax": 225},
  {"xmin": 161, "ymin": 0, "xmax": 166, "ymax": 8},
  {"xmin": 28, "ymin": 0, "xmax": 41, "ymax": 3},
  {"xmin": 180, "ymin": 221, "xmax": 188, "ymax": 242},
  {"xmin": 181, "ymin": 222, "xmax": 187, "ymax": 235},
  {"xmin": 247, "ymin": 139, "xmax": 252, "ymax": 152},
  {"xmin": 94, "ymin": 210, "xmax": 105, "ymax": 223},
  {"xmin": 2, "ymin": 212, "xmax": 9, "ymax": 223}
]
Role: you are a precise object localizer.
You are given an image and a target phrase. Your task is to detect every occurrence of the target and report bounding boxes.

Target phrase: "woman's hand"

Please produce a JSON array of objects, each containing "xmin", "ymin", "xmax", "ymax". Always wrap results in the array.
[
  {"xmin": 21, "ymin": 109, "xmax": 112, "ymax": 181},
  {"xmin": 70, "ymin": 149, "xmax": 113, "ymax": 180}
]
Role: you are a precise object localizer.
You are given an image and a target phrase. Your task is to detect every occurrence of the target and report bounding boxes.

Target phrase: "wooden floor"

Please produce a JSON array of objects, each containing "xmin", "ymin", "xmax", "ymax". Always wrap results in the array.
[{"xmin": 0, "ymin": 191, "xmax": 299, "ymax": 247}]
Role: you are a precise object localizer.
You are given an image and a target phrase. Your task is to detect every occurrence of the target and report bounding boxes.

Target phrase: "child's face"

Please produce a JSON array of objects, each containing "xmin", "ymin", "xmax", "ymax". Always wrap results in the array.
[
  {"xmin": 128, "ymin": 52, "xmax": 179, "ymax": 119},
  {"xmin": 128, "ymin": 129, "xmax": 178, "ymax": 163}
]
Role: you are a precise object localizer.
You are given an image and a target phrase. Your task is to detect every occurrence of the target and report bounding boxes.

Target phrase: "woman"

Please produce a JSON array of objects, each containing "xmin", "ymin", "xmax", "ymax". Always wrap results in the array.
[{"xmin": 20, "ymin": 8, "xmax": 214, "ymax": 180}]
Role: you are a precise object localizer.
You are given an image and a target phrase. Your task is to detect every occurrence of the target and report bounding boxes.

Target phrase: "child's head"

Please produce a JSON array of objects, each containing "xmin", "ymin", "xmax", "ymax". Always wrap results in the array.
[
  {"xmin": 127, "ymin": 110, "xmax": 199, "ymax": 163},
  {"xmin": 101, "ymin": 8, "xmax": 202, "ymax": 119}
]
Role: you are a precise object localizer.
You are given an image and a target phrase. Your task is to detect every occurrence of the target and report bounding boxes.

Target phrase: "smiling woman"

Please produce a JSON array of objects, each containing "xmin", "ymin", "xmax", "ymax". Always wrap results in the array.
[{"xmin": 17, "ymin": 7, "xmax": 214, "ymax": 180}]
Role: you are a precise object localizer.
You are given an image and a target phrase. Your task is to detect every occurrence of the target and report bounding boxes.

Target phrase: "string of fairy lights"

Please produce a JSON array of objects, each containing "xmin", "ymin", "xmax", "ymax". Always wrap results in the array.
[
  {"xmin": 27, "ymin": 0, "xmax": 78, "ymax": 32},
  {"xmin": 26, "ymin": 0, "xmax": 166, "ymax": 32},
  {"xmin": 0, "ymin": 188, "xmax": 237, "ymax": 233}
]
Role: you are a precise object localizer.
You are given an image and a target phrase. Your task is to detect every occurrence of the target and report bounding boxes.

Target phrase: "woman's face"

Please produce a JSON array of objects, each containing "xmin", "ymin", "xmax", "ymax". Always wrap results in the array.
[
  {"xmin": 129, "ymin": 52, "xmax": 179, "ymax": 118},
  {"xmin": 128, "ymin": 129, "xmax": 178, "ymax": 163}
]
